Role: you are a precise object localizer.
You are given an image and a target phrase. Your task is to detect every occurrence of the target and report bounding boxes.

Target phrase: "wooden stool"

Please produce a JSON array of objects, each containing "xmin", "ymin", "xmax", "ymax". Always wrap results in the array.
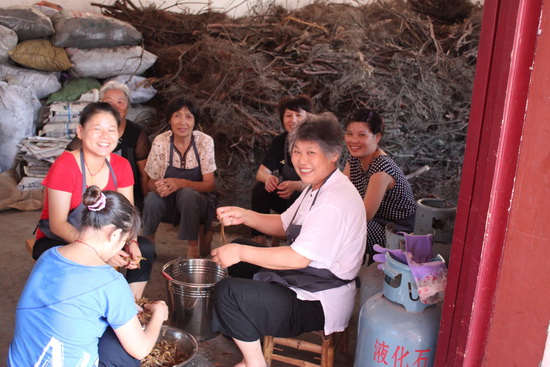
[
  {"xmin": 25, "ymin": 239, "xmax": 35, "ymax": 256},
  {"xmin": 263, "ymin": 329, "xmax": 348, "ymax": 367}
]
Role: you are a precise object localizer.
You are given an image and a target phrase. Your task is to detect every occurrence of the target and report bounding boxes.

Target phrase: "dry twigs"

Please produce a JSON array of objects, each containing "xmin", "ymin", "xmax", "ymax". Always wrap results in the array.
[{"xmin": 93, "ymin": 0, "xmax": 482, "ymax": 206}]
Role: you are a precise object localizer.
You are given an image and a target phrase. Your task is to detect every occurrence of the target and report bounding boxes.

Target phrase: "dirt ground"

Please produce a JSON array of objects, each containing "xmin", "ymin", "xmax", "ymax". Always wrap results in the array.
[{"xmin": 0, "ymin": 208, "xmax": 358, "ymax": 366}]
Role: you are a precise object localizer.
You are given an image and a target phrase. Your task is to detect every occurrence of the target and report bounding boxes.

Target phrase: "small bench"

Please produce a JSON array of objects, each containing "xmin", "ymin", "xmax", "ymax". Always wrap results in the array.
[{"xmin": 25, "ymin": 239, "xmax": 35, "ymax": 256}]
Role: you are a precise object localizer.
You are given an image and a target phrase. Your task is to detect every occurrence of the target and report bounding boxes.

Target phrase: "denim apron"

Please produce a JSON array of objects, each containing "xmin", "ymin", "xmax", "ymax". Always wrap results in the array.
[
  {"xmin": 254, "ymin": 169, "xmax": 357, "ymax": 292},
  {"xmin": 37, "ymin": 150, "xmax": 117, "ymax": 242},
  {"xmin": 163, "ymin": 135, "xmax": 217, "ymax": 230}
]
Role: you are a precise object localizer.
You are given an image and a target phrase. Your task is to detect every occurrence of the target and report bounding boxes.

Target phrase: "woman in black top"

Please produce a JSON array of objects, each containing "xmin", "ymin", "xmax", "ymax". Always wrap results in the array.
[{"xmin": 251, "ymin": 95, "xmax": 313, "ymax": 244}]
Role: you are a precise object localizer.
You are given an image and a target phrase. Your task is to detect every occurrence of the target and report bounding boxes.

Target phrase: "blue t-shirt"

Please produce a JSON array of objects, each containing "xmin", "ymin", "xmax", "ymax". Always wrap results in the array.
[{"xmin": 7, "ymin": 247, "xmax": 137, "ymax": 367}]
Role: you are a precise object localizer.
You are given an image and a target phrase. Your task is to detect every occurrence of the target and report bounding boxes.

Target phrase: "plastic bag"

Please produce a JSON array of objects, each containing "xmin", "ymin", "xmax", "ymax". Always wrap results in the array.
[
  {"xmin": 0, "ymin": 24, "xmax": 17, "ymax": 64},
  {"xmin": 0, "ymin": 63, "xmax": 61, "ymax": 99},
  {"xmin": 52, "ymin": 10, "xmax": 142, "ymax": 49},
  {"xmin": 32, "ymin": 1, "xmax": 63, "ymax": 17},
  {"xmin": 107, "ymin": 75, "xmax": 157, "ymax": 103},
  {"xmin": 0, "ymin": 81, "xmax": 41, "ymax": 172},
  {"xmin": 0, "ymin": 6, "xmax": 54, "ymax": 41},
  {"xmin": 67, "ymin": 46, "xmax": 157, "ymax": 79}
]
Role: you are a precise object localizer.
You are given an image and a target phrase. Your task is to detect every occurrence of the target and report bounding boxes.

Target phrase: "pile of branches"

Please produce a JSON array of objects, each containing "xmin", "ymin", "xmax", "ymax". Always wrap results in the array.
[{"xmin": 93, "ymin": 0, "xmax": 482, "ymax": 207}]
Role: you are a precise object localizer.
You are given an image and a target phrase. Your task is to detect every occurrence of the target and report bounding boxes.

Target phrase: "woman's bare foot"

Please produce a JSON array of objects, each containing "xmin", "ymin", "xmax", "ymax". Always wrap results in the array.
[
  {"xmin": 233, "ymin": 361, "xmax": 267, "ymax": 367},
  {"xmin": 187, "ymin": 240, "xmax": 200, "ymax": 258}
]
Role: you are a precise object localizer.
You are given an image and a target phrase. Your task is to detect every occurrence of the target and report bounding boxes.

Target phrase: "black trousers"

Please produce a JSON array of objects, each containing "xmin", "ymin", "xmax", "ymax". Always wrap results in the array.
[
  {"xmin": 250, "ymin": 181, "xmax": 299, "ymax": 236},
  {"xmin": 98, "ymin": 326, "xmax": 140, "ymax": 367},
  {"xmin": 211, "ymin": 238, "xmax": 325, "ymax": 342},
  {"xmin": 33, "ymin": 235, "xmax": 156, "ymax": 283}
]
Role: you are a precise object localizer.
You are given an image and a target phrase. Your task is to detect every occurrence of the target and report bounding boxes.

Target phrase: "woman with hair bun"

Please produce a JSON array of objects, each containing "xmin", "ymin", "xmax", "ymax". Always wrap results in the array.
[{"xmin": 8, "ymin": 186, "xmax": 169, "ymax": 367}]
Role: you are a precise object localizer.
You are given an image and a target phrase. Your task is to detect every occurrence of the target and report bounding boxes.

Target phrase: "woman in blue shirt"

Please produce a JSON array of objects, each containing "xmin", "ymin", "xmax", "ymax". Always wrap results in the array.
[{"xmin": 8, "ymin": 186, "xmax": 168, "ymax": 367}]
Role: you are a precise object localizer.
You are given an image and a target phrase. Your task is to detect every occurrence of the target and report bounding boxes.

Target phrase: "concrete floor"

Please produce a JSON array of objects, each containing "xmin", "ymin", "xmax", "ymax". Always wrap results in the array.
[{"xmin": 0, "ymin": 208, "xmax": 358, "ymax": 366}]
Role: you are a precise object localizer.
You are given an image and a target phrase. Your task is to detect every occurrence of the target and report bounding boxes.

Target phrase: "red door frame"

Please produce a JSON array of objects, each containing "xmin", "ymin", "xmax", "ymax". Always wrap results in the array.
[{"xmin": 434, "ymin": 0, "xmax": 542, "ymax": 365}]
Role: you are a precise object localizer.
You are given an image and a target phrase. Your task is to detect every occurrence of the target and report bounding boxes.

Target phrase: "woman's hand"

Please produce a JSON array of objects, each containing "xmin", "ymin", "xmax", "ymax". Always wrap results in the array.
[
  {"xmin": 154, "ymin": 178, "xmax": 181, "ymax": 197},
  {"xmin": 216, "ymin": 206, "xmax": 247, "ymax": 226},
  {"xmin": 106, "ymin": 249, "xmax": 132, "ymax": 268},
  {"xmin": 211, "ymin": 243, "xmax": 242, "ymax": 268},
  {"xmin": 106, "ymin": 241, "xmax": 142, "ymax": 269},
  {"xmin": 276, "ymin": 180, "xmax": 301, "ymax": 199},
  {"xmin": 144, "ymin": 300, "xmax": 169, "ymax": 322},
  {"xmin": 264, "ymin": 174, "xmax": 280, "ymax": 193},
  {"xmin": 124, "ymin": 240, "xmax": 144, "ymax": 269}
]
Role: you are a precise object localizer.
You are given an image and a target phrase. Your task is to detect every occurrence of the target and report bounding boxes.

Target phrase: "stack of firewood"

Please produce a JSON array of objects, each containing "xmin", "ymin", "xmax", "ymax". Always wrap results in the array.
[{"xmin": 93, "ymin": 0, "xmax": 482, "ymax": 207}]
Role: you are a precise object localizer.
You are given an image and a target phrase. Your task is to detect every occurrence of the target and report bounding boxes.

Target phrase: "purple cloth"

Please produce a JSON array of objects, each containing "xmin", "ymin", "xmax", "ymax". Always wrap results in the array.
[
  {"xmin": 372, "ymin": 233, "xmax": 447, "ymax": 304},
  {"xmin": 402, "ymin": 232, "xmax": 433, "ymax": 263}
]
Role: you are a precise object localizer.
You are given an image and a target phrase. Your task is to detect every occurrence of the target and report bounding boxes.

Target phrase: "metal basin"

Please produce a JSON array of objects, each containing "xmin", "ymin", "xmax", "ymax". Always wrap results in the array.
[{"xmin": 142, "ymin": 325, "xmax": 198, "ymax": 367}]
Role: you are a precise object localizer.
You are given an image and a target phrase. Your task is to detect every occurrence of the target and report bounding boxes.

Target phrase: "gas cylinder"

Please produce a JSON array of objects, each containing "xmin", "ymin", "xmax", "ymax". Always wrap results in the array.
[
  {"xmin": 354, "ymin": 251, "xmax": 443, "ymax": 367},
  {"xmin": 414, "ymin": 198, "xmax": 456, "ymax": 244},
  {"xmin": 359, "ymin": 224, "xmax": 406, "ymax": 308}
]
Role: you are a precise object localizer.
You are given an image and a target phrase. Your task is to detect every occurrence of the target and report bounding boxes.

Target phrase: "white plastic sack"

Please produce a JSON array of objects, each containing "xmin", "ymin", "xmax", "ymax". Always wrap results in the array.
[
  {"xmin": 107, "ymin": 75, "xmax": 157, "ymax": 104},
  {"xmin": 0, "ymin": 6, "xmax": 54, "ymax": 41},
  {"xmin": 52, "ymin": 10, "xmax": 142, "ymax": 49},
  {"xmin": 0, "ymin": 81, "xmax": 41, "ymax": 172},
  {"xmin": 67, "ymin": 46, "xmax": 158, "ymax": 79},
  {"xmin": 127, "ymin": 104, "xmax": 156, "ymax": 128},
  {"xmin": 0, "ymin": 24, "xmax": 17, "ymax": 64},
  {"xmin": 0, "ymin": 64, "xmax": 61, "ymax": 99},
  {"xmin": 32, "ymin": 2, "xmax": 62, "ymax": 17}
]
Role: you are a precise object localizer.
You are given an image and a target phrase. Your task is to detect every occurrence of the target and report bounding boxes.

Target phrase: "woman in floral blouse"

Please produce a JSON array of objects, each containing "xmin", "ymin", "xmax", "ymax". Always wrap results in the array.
[{"xmin": 142, "ymin": 97, "xmax": 217, "ymax": 258}]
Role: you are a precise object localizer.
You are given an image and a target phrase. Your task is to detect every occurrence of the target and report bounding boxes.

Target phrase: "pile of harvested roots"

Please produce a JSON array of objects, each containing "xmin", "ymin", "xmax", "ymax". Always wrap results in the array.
[{"xmin": 93, "ymin": 0, "xmax": 482, "ymax": 207}]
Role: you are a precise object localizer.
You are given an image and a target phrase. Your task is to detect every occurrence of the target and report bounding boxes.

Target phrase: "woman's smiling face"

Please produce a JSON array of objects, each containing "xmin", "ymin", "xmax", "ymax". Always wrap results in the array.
[
  {"xmin": 345, "ymin": 121, "xmax": 381, "ymax": 159},
  {"xmin": 291, "ymin": 139, "xmax": 338, "ymax": 190},
  {"xmin": 78, "ymin": 111, "xmax": 119, "ymax": 157},
  {"xmin": 283, "ymin": 108, "xmax": 308, "ymax": 133}
]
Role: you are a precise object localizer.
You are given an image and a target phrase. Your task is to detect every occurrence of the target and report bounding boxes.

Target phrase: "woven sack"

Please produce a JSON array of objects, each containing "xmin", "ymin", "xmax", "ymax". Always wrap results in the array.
[{"xmin": 9, "ymin": 39, "xmax": 71, "ymax": 71}]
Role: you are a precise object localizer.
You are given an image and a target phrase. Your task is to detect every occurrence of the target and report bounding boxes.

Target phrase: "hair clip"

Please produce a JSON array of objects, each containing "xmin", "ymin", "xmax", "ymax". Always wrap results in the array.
[
  {"xmin": 367, "ymin": 111, "xmax": 373, "ymax": 122},
  {"xmin": 88, "ymin": 192, "xmax": 106, "ymax": 211}
]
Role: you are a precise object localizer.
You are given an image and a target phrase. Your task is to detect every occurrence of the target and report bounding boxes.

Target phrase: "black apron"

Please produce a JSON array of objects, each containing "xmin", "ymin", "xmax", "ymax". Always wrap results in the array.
[
  {"xmin": 113, "ymin": 120, "xmax": 144, "ymax": 209},
  {"xmin": 254, "ymin": 169, "xmax": 357, "ymax": 292},
  {"xmin": 163, "ymin": 135, "xmax": 217, "ymax": 230},
  {"xmin": 37, "ymin": 151, "xmax": 117, "ymax": 242}
]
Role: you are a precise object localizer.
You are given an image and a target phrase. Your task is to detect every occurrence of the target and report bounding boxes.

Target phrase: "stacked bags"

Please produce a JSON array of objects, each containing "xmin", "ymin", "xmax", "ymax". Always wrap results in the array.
[{"xmin": 0, "ymin": 3, "xmax": 157, "ymax": 178}]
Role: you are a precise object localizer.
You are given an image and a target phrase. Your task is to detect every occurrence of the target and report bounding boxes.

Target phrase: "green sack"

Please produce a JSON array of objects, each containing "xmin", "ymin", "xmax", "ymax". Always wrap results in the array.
[{"xmin": 46, "ymin": 77, "xmax": 101, "ymax": 105}]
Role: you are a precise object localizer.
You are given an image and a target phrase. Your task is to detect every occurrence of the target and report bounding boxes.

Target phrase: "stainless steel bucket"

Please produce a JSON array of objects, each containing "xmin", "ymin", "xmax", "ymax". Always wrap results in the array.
[{"xmin": 162, "ymin": 258, "xmax": 228, "ymax": 341}]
